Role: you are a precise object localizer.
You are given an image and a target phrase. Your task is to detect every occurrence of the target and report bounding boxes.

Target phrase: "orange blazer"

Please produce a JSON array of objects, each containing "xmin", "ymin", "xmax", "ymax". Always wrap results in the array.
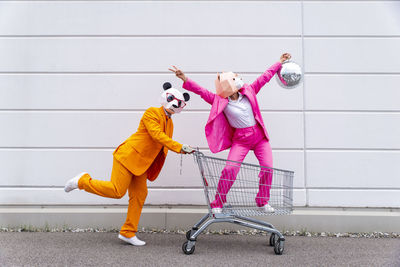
[{"xmin": 113, "ymin": 107, "xmax": 183, "ymax": 181}]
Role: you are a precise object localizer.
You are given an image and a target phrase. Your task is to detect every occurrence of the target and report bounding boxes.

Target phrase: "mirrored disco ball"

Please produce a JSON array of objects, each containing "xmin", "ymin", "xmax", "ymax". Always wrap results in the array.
[{"xmin": 276, "ymin": 60, "xmax": 303, "ymax": 89}]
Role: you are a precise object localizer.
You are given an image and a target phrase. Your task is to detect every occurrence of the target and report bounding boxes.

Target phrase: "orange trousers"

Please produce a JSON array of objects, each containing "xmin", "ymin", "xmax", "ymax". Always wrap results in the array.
[{"xmin": 78, "ymin": 157, "xmax": 148, "ymax": 238}]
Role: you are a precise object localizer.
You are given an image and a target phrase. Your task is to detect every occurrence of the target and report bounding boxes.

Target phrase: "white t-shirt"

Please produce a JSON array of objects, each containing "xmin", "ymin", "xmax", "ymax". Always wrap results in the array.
[{"xmin": 223, "ymin": 93, "xmax": 256, "ymax": 128}]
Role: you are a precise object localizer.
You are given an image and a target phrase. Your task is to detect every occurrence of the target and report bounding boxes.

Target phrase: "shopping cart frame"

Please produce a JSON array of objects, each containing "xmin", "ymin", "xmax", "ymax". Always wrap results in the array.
[{"xmin": 182, "ymin": 151, "xmax": 294, "ymax": 255}]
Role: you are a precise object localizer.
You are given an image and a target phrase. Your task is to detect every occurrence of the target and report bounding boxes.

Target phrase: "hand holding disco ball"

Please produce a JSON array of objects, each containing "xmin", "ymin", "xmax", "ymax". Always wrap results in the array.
[{"xmin": 276, "ymin": 53, "xmax": 303, "ymax": 89}]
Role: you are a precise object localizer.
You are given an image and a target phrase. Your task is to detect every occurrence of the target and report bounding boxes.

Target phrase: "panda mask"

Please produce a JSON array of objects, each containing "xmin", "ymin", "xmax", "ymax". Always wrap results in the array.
[{"xmin": 160, "ymin": 82, "xmax": 190, "ymax": 114}]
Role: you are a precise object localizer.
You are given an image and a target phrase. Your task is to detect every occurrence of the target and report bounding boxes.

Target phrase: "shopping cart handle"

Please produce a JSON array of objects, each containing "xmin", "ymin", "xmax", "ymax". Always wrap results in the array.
[{"xmin": 193, "ymin": 148, "xmax": 204, "ymax": 156}]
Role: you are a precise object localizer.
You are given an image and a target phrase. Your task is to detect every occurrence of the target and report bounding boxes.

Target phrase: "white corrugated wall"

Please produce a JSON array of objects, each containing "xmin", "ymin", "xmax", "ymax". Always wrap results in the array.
[{"xmin": 0, "ymin": 1, "xmax": 399, "ymax": 208}]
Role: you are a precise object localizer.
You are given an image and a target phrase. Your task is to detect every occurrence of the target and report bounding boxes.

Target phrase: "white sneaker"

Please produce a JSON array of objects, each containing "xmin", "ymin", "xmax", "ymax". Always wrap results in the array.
[
  {"xmin": 64, "ymin": 172, "xmax": 87, "ymax": 193},
  {"xmin": 118, "ymin": 234, "xmax": 146, "ymax": 246},
  {"xmin": 260, "ymin": 204, "xmax": 275, "ymax": 213},
  {"xmin": 211, "ymin": 207, "xmax": 222, "ymax": 214}
]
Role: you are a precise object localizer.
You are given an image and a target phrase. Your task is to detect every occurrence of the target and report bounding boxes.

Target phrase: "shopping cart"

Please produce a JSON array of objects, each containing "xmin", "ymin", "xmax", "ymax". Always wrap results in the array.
[{"xmin": 182, "ymin": 151, "xmax": 294, "ymax": 255}]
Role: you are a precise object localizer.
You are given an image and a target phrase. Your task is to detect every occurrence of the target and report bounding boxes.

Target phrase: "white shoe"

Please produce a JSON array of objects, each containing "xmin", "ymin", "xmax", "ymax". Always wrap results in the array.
[
  {"xmin": 211, "ymin": 207, "xmax": 222, "ymax": 214},
  {"xmin": 64, "ymin": 172, "xmax": 87, "ymax": 193},
  {"xmin": 260, "ymin": 204, "xmax": 275, "ymax": 213},
  {"xmin": 118, "ymin": 234, "xmax": 146, "ymax": 246}
]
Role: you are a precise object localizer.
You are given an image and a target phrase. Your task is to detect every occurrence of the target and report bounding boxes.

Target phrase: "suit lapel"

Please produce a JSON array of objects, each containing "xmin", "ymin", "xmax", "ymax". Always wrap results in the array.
[
  {"xmin": 241, "ymin": 86, "xmax": 256, "ymax": 110},
  {"xmin": 158, "ymin": 107, "xmax": 167, "ymax": 132},
  {"xmin": 209, "ymin": 97, "xmax": 228, "ymax": 122},
  {"xmin": 218, "ymin": 97, "xmax": 229, "ymax": 114},
  {"xmin": 241, "ymin": 86, "xmax": 263, "ymax": 124},
  {"xmin": 157, "ymin": 107, "xmax": 171, "ymax": 154},
  {"xmin": 166, "ymin": 116, "xmax": 172, "ymax": 137},
  {"xmin": 240, "ymin": 87, "xmax": 251, "ymax": 101}
]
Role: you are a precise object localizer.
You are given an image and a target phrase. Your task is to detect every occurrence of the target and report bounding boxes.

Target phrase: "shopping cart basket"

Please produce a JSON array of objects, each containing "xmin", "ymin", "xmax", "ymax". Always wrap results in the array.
[{"xmin": 182, "ymin": 151, "xmax": 294, "ymax": 255}]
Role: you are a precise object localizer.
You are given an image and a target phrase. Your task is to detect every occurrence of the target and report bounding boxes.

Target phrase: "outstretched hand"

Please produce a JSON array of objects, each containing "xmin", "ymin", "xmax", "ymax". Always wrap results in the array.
[
  {"xmin": 280, "ymin": 53, "xmax": 291, "ymax": 63},
  {"xmin": 181, "ymin": 144, "xmax": 195, "ymax": 154},
  {"xmin": 169, "ymin": 65, "xmax": 187, "ymax": 82}
]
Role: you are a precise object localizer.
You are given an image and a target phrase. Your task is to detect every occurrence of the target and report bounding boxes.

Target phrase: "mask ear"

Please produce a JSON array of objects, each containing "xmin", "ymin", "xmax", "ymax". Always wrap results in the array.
[
  {"xmin": 183, "ymin": 92, "xmax": 190, "ymax": 102},
  {"xmin": 163, "ymin": 82, "xmax": 172, "ymax": 91}
]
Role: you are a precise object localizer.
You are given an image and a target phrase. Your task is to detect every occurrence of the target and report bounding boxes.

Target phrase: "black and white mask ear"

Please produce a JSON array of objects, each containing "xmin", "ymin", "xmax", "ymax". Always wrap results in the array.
[
  {"xmin": 163, "ymin": 82, "xmax": 172, "ymax": 91},
  {"xmin": 183, "ymin": 92, "xmax": 190, "ymax": 102}
]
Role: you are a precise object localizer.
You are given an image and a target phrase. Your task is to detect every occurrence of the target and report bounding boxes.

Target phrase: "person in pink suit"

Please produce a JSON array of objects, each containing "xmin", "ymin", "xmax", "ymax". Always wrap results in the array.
[{"xmin": 169, "ymin": 53, "xmax": 291, "ymax": 213}]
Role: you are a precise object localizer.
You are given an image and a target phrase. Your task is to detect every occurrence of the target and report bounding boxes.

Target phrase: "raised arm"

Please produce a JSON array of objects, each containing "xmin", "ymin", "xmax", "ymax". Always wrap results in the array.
[
  {"xmin": 142, "ymin": 108, "xmax": 183, "ymax": 153},
  {"xmin": 250, "ymin": 53, "xmax": 291, "ymax": 94},
  {"xmin": 169, "ymin": 65, "xmax": 216, "ymax": 105},
  {"xmin": 182, "ymin": 78, "xmax": 215, "ymax": 105}
]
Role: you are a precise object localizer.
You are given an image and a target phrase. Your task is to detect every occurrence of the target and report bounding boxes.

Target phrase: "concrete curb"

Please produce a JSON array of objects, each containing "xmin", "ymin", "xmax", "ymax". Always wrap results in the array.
[{"xmin": 1, "ymin": 206, "xmax": 400, "ymax": 233}]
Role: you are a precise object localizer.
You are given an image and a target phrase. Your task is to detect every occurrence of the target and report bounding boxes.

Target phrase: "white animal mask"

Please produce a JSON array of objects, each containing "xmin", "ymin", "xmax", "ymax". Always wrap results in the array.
[
  {"xmin": 215, "ymin": 72, "xmax": 244, "ymax": 98},
  {"xmin": 160, "ymin": 82, "xmax": 190, "ymax": 114}
]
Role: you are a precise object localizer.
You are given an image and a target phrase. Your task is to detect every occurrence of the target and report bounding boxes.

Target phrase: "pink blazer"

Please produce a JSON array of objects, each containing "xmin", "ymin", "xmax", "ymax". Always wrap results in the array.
[{"xmin": 183, "ymin": 62, "xmax": 282, "ymax": 153}]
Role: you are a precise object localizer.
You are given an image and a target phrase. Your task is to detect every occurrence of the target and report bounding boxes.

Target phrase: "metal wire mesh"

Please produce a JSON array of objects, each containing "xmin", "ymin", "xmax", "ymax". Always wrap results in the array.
[{"xmin": 194, "ymin": 151, "xmax": 294, "ymax": 217}]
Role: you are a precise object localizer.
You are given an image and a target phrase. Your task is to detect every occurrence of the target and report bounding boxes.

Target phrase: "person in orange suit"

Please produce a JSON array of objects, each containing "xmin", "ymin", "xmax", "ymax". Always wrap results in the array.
[{"xmin": 64, "ymin": 82, "xmax": 194, "ymax": 246}]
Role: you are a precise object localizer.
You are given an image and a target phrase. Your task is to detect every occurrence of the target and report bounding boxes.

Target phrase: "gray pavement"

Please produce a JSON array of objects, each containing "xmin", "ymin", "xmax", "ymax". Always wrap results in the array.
[{"xmin": 0, "ymin": 232, "xmax": 399, "ymax": 266}]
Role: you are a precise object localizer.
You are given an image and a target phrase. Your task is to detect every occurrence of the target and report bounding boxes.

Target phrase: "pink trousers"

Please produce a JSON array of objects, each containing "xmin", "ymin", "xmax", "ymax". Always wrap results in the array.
[{"xmin": 210, "ymin": 124, "xmax": 273, "ymax": 208}]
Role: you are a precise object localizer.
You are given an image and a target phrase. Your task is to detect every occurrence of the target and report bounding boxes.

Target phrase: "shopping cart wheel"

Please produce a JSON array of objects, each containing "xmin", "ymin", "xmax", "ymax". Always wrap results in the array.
[
  {"xmin": 274, "ymin": 238, "xmax": 285, "ymax": 255},
  {"xmin": 186, "ymin": 230, "xmax": 192, "ymax": 240},
  {"xmin": 186, "ymin": 228, "xmax": 199, "ymax": 240},
  {"xmin": 269, "ymin": 233, "xmax": 276, "ymax": 246},
  {"xmin": 182, "ymin": 241, "xmax": 195, "ymax": 255}
]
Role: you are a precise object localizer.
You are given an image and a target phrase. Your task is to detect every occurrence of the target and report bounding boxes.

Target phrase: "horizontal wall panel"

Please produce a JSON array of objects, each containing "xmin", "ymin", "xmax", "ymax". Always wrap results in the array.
[
  {"xmin": 0, "ymin": 111, "xmax": 304, "ymax": 149},
  {"xmin": 306, "ymin": 113, "xmax": 400, "ymax": 149},
  {"xmin": 307, "ymin": 151, "xmax": 400, "ymax": 188},
  {"xmin": 0, "ymin": 188, "xmax": 307, "ymax": 207},
  {"xmin": 0, "ymin": 73, "xmax": 303, "ymax": 110},
  {"xmin": 0, "ymin": 2, "xmax": 301, "ymax": 36},
  {"xmin": 0, "ymin": 149, "xmax": 115, "ymax": 187},
  {"xmin": 0, "ymin": 111, "xmax": 140, "ymax": 148},
  {"xmin": 0, "ymin": 149, "xmax": 304, "ymax": 188},
  {"xmin": 264, "ymin": 112, "xmax": 304, "ymax": 149},
  {"xmin": 304, "ymin": 2, "xmax": 400, "ymax": 36},
  {"xmin": 305, "ymin": 74, "xmax": 400, "ymax": 111},
  {"xmin": 308, "ymin": 189, "xmax": 400, "ymax": 208},
  {"xmin": 0, "ymin": 38, "xmax": 302, "ymax": 72},
  {"xmin": 174, "ymin": 112, "xmax": 304, "ymax": 149},
  {"xmin": 0, "ymin": 188, "xmax": 208, "ymax": 206},
  {"xmin": 304, "ymin": 38, "xmax": 400, "ymax": 73}
]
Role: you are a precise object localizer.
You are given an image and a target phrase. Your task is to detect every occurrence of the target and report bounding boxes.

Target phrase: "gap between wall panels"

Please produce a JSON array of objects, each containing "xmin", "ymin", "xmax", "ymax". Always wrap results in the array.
[{"xmin": 301, "ymin": 0, "xmax": 309, "ymax": 206}]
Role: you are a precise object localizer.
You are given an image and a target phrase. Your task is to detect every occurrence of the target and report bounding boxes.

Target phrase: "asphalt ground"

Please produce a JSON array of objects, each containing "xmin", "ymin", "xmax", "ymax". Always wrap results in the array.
[{"xmin": 0, "ymin": 232, "xmax": 399, "ymax": 266}]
